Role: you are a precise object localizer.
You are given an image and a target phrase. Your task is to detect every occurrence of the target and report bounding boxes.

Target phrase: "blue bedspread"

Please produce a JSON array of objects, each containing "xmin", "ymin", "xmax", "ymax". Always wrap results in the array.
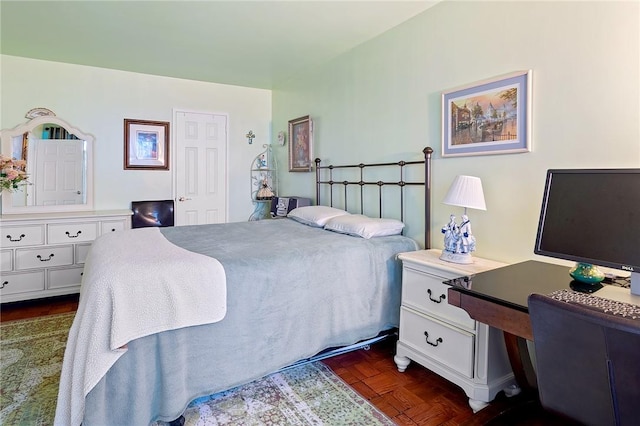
[{"xmin": 82, "ymin": 219, "xmax": 418, "ymax": 425}]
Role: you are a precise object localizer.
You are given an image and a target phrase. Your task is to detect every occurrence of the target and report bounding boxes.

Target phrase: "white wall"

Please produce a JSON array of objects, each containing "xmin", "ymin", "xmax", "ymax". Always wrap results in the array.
[
  {"xmin": 272, "ymin": 1, "xmax": 640, "ymax": 264},
  {"xmin": 0, "ymin": 55, "xmax": 272, "ymax": 222}
]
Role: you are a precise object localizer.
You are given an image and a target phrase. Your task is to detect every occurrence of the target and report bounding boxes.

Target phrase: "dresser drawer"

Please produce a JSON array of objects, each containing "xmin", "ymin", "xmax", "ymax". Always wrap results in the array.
[
  {"xmin": 1, "ymin": 250, "xmax": 12, "ymax": 272},
  {"xmin": 0, "ymin": 271, "xmax": 45, "ymax": 295},
  {"xmin": 15, "ymin": 246, "xmax": 74, "ymax": 270},
  {"xmin": 101, "ymin": 220, "xmax": 127, "ymax": 234},
  {"xmin": 49, "ymin": 267, "xmax": 84, "ymax": 289},
  {"xmin": 48, "ymin": 222, "xmax": 98, "ymax": 244},
  {"xmin": 76, "ymin": 243, "xmax": 92, "ymax": 264},
  {"xmin": 2, "ymin": 225, "xmax": 45, "ymax": 247},
  {"xmin": 402, "ymin": 267, "xmax": 476, "ymax": 332},
  {"xmin": 399, "ymin": 307, "xmax": 475, "ymax": 378}
]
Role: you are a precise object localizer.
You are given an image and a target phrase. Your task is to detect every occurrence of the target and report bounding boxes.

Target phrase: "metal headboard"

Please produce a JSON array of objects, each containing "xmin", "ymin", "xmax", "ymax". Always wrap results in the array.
[{"xmin": 315, "ymin": 146, "xmax": 433, "ymax": 249}]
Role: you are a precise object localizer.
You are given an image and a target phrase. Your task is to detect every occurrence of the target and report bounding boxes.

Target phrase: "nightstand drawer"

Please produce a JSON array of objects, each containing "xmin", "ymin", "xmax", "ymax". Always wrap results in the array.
[
  {"xmin": 48, "ymin": 222, "xmax": 98, "ymax": 244},
  {"xmin": 403, "ymin": 266, "xmax": 475, "ymax": 332},
  {"xmin": 399, "ymin": 307, "xmax": 474, "ymax": 378},
  {"xmin": 0, "ymin": 271, "xmax": 45, "ymax": 295},
  {"xmin": 2, "ymin": 225, "xmax": 45, "ymax": 247},
  {"xmin": 15, "ymin": 246, "xmax": 74, "ymax": 270}
]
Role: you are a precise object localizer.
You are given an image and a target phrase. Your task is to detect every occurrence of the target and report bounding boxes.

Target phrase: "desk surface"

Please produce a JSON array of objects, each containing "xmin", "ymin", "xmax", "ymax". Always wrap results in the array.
[
  {"xmin": 446, "ymin": 259, "xmax": 639, "ymax": 390},
  {"xmin": 445, "ymin": 261, "xmax": 570, "ymax": 313},
  {"xmin": 445, "ymin": 260, "xmax": 637, "ymax": 313}
]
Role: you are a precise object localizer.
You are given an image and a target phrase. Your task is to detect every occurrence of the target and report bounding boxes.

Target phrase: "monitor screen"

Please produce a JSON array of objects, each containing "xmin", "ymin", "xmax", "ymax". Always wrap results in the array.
[{"xmin": 534, "ymin": 169, "xmax": 640, "ymax": 274}]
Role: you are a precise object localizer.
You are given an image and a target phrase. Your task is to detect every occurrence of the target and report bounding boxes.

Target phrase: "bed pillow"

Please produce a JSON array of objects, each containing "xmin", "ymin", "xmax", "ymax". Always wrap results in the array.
[
  {"xmin": 287, "ymin": 206, "xmax": 350, "ymax": 227},
  {"xmin": 324, "ymin": 214, "xmax": 405, "ymax": 239}
]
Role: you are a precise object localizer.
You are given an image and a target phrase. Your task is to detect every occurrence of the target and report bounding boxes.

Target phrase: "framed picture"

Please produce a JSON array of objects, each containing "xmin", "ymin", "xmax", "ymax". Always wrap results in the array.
[
  {"xmin": 124, "ymin": 119, "xmax": 170, "ymax": 170},
  {"xmin": 288, "ymin": 115, "xmax": 313, "ymax": 172},
  {"xmin": 442, "ymin": 70, "xmax": 532, "ymax": 157}
]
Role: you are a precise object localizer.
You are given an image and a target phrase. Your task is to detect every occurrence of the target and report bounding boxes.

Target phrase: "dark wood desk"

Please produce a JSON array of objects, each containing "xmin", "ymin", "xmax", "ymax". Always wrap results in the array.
[{"xmin": 446, "ymin": 260, "xmax": 587, "ymax": 390}]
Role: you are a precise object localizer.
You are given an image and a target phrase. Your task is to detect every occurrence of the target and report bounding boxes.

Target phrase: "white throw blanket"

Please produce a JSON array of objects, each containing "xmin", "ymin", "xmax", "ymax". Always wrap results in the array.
[{"xmin": 54, "ymin": 227, "xmax": 227, "ymax": 426}]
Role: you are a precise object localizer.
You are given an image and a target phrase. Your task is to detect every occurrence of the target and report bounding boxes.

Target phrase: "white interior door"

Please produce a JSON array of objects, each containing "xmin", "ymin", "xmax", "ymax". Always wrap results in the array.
[
  {"xmin": 174, "ymin": 111, "xmax": 228, "ymax": 225},
  {"xmin": 34, "ymin": 139, "xmax": 84, "ymax": 206}
]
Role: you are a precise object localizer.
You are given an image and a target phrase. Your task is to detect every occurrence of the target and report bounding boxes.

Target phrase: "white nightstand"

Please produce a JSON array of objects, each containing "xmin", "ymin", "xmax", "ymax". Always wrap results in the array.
[{"xmin": 394, "ymin": 249, "xmax": 516, "ymax": 412}]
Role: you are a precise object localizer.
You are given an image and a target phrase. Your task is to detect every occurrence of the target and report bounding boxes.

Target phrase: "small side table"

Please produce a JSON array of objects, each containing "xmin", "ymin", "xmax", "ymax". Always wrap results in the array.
[
  {"xmin": 394, "ymin": 249, "xmax": 516, "ymax": 412},
  {"xmin": 250, "ymin": 144, "xmax": 277, "ymax": 221}
]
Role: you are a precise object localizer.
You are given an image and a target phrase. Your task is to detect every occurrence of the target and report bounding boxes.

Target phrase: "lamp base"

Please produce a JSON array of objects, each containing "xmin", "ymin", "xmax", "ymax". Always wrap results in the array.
[{"xmin": 440, "ymin": 251, "xmax": 474, "ymax": 264}]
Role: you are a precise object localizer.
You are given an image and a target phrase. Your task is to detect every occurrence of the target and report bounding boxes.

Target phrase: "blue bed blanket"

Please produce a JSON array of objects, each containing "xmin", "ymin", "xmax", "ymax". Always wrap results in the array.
[{"xmin": 80, "ymin": 219, "xmax": 418, "ymax": 425}]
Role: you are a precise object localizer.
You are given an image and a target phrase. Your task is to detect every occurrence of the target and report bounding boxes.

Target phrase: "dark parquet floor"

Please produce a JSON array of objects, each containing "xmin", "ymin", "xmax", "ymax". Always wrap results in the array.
[{"xmin": 1, "ymin": 295, "xmax": 568, "ymax": 425}]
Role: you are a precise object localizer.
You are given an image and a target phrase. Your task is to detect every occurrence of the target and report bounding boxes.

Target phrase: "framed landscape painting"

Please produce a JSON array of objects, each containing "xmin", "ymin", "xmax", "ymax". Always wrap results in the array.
[{"xmin": 442, "ymin": 70, "xmax": 532, "ymax": 157}]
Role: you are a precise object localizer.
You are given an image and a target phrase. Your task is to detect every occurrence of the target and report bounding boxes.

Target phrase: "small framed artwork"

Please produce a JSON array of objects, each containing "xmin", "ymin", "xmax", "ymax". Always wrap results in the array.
[
  {"xmin": 442, "ymin": 70, "xmax": 532, "ymax": 157},
  {"xmin": 288, "ymin": 115, "xmax": 313, "ymax": 172},
  {"xmin": 124, "ymin": 119, "xmax": 170, "ymax": 170}
]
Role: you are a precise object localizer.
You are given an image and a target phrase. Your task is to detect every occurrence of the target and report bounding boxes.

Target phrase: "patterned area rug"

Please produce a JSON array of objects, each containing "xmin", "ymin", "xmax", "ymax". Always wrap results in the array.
[
  {"xmin": 1, "ymin": 313, "xmax": 394, "ymax": 426},
  {"xmin": 159, "ymin": 362, "xmax": 394, "ymax": 426},
  {"xmin": 1, "ymin": 312, "xmax": 74, "ymax": 426}
]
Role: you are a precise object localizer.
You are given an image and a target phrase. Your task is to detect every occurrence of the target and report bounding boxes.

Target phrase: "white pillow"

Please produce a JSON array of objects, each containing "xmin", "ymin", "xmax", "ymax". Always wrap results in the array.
[
  {"xmin": 287, "ymin": 206, "xmax": 350, "ymax": 227},
  {"xmin": 323, "ymin": 214, "xmax": 405, "ymax": 239}
]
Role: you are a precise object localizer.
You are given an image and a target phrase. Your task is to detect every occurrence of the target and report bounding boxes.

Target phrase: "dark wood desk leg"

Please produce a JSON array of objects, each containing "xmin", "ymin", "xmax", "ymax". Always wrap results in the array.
[{"xmin": 503, "ymin": 332, "xmax": 538, "ymax": 392}]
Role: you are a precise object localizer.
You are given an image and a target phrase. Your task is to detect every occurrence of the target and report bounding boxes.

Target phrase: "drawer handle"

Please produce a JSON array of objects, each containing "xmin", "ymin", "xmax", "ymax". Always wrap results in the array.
[
  {"xmin": 37, "ymin": 254, "xmax": 55, "ymax": 262},
  {"xmin": 6, "ymin": 234, "xmax": 26, "ymax": 242},
  {"xmin": 65, "ymin": 230, "xmax": 82, "ymax": 238},
  {"xmin": 110, "ymin": 228, "xmax": 116, "ymax": 232},
  {"xmin": 424, "ymin": 331, "xmax": 443, "ymax": 347},
  {"xmin": 0, "ymin": 280, "xmax": 7, "ymax": 289},
  {"xmin": 427, "ymin": 288, "xmax": 446, "ymax": 303}
]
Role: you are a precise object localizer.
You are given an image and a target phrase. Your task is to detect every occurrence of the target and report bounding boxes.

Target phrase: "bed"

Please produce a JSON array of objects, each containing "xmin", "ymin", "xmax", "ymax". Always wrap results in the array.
[{"xmin": 54, "ymin": 147, "xmax": 433, "ymax": 426}]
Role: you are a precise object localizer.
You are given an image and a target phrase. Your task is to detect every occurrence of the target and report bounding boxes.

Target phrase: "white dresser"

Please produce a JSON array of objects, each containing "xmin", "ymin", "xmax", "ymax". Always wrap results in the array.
[
  {"xmin": 0, "ymin": 210, "xmax": 132, "ymax": 303},
  {"xmin": 394, "ymin": 249, "xmax": 516, "ymax": 412}
]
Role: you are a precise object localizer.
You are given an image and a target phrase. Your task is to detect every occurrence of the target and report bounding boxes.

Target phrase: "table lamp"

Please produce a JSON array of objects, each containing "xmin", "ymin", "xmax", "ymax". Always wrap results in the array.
[{"xmin": 440, "ymin": 175, "xmax": 486, "ymax": 264}]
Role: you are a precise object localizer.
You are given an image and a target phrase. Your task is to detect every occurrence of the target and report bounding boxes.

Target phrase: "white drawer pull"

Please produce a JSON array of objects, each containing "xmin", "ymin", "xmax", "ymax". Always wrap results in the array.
[
  {"xmin": 36, "ymin": 254, "xmax": 55, "ymax": 262},
  {"xmin": 424, "ymin": 331, "xmax": 444, "ymax": 347},
  {"xmin": 6, "ymin": 233, "xmax": 26, "ymax": 242},
  {"xmin": 427, "ymin": 288, "xmax": 446, "ymax": 303},
  {"xmin": 65, "ymin": 230, "xmax": 82, "ymax": 238}
]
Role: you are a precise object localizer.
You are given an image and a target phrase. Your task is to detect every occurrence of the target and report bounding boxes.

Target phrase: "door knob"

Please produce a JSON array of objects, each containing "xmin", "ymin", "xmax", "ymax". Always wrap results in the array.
[{"xmin": 178, "ymin": 197, "xmax": 192, "ymax": 202}]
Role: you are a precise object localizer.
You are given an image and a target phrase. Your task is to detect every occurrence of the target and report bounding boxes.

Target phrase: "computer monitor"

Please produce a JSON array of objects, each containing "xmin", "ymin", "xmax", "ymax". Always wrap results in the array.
[{"xmin": 534, "ymin": 169, "xmax": 640, "ymax": 294}]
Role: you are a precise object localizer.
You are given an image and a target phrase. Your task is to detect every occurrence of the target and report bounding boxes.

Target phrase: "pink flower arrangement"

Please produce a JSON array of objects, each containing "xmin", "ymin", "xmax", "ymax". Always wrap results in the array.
[{"xmin": 0, "ymin": 154, "xmax": 29, "ymax": 193}]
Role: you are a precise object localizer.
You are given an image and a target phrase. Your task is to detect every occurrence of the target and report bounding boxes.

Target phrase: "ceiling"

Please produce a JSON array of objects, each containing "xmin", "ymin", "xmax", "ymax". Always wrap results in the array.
[{"xmin": 1, "ymin": 1, "xmax": 437, "ymax": 89}]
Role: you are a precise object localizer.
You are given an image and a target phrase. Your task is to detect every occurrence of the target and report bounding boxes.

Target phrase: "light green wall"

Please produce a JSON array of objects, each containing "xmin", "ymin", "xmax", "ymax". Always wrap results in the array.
[
  {"xmin": 1, "ymin": 1, "xmax": 637, "ymax": 264},
  {"xmin": 272, "ymin": 0, "xmax": 640, "ymax": 264},
  {"xmin": 0, "ymin": 55, "xmax": 272, "ymax": 222}
]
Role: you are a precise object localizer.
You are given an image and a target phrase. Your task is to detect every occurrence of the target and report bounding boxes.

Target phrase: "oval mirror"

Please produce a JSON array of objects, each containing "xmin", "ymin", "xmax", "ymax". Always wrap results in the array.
[{"xmin": 1, "ymin": 114, "xmax": 94, "ymax": 214}]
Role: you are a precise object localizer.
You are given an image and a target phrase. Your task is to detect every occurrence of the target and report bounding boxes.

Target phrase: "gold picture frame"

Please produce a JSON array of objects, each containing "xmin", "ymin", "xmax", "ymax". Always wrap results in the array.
[{"xmin": 288, "ymin": 115, "xmax": 313, "ymax": 172}]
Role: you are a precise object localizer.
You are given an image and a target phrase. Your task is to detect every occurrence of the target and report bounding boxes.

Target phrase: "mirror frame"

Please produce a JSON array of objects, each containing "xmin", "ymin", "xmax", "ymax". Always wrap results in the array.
[{"xmin": 1, "ymin": 115, "xmax": 95, "ymax": 215}]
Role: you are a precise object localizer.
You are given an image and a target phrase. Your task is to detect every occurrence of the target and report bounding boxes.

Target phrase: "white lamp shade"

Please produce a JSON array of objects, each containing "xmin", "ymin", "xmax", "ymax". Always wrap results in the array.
[{"xmin": 443, "ymin": 175, "xmax": 487, "ymax": 211}]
